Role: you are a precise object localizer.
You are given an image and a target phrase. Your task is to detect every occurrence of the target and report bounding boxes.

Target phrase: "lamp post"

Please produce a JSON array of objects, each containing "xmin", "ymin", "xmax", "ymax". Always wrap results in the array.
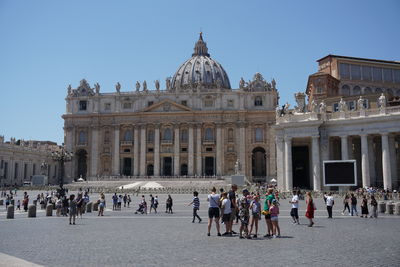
[{"xmin": 51, "ymin": 143, "xmax": 73, "ymax": 196}]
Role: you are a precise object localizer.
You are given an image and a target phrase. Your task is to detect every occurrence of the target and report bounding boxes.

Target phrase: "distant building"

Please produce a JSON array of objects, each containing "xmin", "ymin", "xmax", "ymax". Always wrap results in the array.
[
  {"xmin": 63, "ymin": 33, "xmax": 278, "ymax": 182},
  {"xmin": 275, "ymin": 55, "xmax": 400, "ymax": 190},
  {"xmin": 0, "ymin": 136, "xmax": 60, "ymax": 186}
]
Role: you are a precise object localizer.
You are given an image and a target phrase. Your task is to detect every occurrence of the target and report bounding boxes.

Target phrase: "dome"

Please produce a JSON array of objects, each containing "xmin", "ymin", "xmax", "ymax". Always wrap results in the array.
[{"xmin": 171, "ymin": 33, "xmax": 231, "ymax": 91}]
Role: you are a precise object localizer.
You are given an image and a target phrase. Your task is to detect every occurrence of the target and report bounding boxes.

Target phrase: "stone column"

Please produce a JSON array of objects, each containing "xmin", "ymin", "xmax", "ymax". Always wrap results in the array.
[
  {"xmin": 64, "ymin": 126, "xmax": 74, "ymax": 182},
  {"xmin": 112, "ymin": 126, "xmax": 120, "ymax": 176},
  {"xmin": 341, "ymin": 135, "xmax": 349, "ymax": 160},
  {"xmin": 368, "ymin": 136, "xmax": 376, "ymax": 186},
  {"xmin": 276, "ymin": 136, "xmax": 285, "ymax": 190},
  {"xmin": 360, "ymin": 134, "xmax": 370, "ymax": 188},
  {"xmin": 196, "ymin": 125, "xmax": 202, "ymax": 175},
  {"xmin": 188, "ymin": 125, "xmax": 194, "ymax": 176},
  {"xmin": 216, "ymin": 123, "xmax": 223, "ymax": 176},
  {"xmin": 284, "ymin": 137, "xmax": 293, "ymax": 191},
  {"xmin": 239, "ymin": 122, "xmax": 246, "ymax": 176},
  {"xmin": 154, "ymin": 125, "xmax": 160, "ymax": 176},
  {"xmin": 381, "ymin": 133, "xmax": 392, "ymax": 190},
  {"xmin": 389, "ymin": 135, "xmax": 398, "ymax": 188},
  {"xmin": 174, "ymin": 125, "xmax": 180, "ymax": 176},
  {"xmin": 90, "ymin": 127, "xmax": 99, "ymax": 177},
  {"xmin": 139, "ymin": 125, "xmax": 146, "ymax": 176},
  {"xmin": 312, "ymin": 136, "xmax": 321, "ymax": 191},
  {"xmin": 133, "ymin": 126, "xmax": 139, "ymax": 176}
]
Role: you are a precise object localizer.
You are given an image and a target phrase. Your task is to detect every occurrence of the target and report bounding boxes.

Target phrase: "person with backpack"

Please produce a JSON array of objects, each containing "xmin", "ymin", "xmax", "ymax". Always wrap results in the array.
[{"xmin": 350, "ymin": 193, "xmax": 358, "ymax": 216}]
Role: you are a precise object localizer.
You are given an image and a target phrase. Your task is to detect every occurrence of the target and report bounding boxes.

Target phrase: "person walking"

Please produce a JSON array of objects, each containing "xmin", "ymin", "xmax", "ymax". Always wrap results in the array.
[
  {"xmin": 350, "ymin": 193, "xmax": 358, "ymax": 216},
  {"xmin": 370, "ymin": 195, "xmax": 378, "ymax": 218},
  {"xmin": 360, "ymin": 195, "xmax": 369, "ymax": 218},
  {"xmin": 112, "ymin": 193, "xmax": 118, "ymax": 211},
  {"xmin": 123, "ymin": 194, "xmax": 127, "ymax": 208},
  {"xmin": 207, "ymin": 187, "xmax": 221, "ymax": 236},
  {"xmin": 326, "ymin": 192, "xmax": 334, "ymax": 218},
  {"xmin": 188, "ymin": 191, "xmax": 202, "ymax": 223},
  {"xmin": 16, "ymin": 199, "xmax": 21, "ymax": 210},
  {"xmin": 154, "ymin": 196, "xmax": 159, "ymax": 214},
  {"xmin": 76, "ymin": 193, "xmax": 84, "ymax": 219},
  {"xmin": 166, "ymin": 195, "xmax": 173, "ymax": 214},
  {"xmin": 305, "ymin": 192, "xmax": 315, "ymax": 227},
  {"xmin": 289, "ymin": 190, "xmax": 300, "ymax": 224},
  {"xmin": 69, "ymin": 194, "xmax": 77, "ymax": 225},
  {"xmin": 270, "ymin": 199, "xmax": 280, "ymax": 238},
  {"xmin": 149, "ymin": 194, "xmax": 155, "ymax": 214},
  {"xmin": 342, "ymin": 194, "xmax": 350, "ymax": 215},
  {"xmin": 98, "ymin": 193, "xmax": 106, "ymax": 216},
  {"xmin": 127, "ymin": 195, "xmax": 131, "ymax": 208}
]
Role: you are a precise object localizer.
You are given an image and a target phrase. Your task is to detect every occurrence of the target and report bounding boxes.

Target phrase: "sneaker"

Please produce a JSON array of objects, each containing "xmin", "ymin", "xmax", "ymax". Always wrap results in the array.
[
  {"xmin": 246, "ymin": 236, "xmax": 252, "ymax": 239},
  {"xmin": 263, "ymin": 234, "xmax": 271, "ymax": 238},
  {"xmin": 253, "ymin": 234, "xmax": 257, "ymax": 238},
  {"xmin": 222, "ymin": 232, "xmax": 230, "ymax": 236},
  {"xmin": 276, "ymin": 235, "xmax": 281, "ymax": 238},
  {"xmin": 231, "ymin": 231, "xmax": 238, "ymax": 234},
  {"xmin": 272, "ymin": 235, "xmax": 277, "ymax": 238},
  {"xmin": 217, "ymin": 233, "xmax": 222, "ymax": 236},
  {"xmin": 207, "ymin": 233, "xmax": 210, "ymax": 236},
  {"xmin": 341, "ymin": 212, "xmax": 344, "ymax": 215},
  {"xmin": 199, "ymin": 219, "xmax": 202, "ymax": 223},
  {"xmin": 239, "ymin": 236, "xmax": 244, "ymax": 239}
]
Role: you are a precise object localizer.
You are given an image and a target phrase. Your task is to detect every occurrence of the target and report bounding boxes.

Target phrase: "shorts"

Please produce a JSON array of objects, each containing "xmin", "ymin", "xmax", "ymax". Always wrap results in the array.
[
  {"xmin": 271, "ymin": 216, "xmax": 278, "ymax": 222},
  {"xmin": 208, "ymin": 207, "xmax": 220, "ymax": 219},
  {"xmin": 229, "ymin": 210, "xmax": 236, "ymax": 221},
  {"xmin": 290, "ymin": 208, "xmax": 299, "ymax": 219},
  {"xmin": 264, "ymin": 213, "xmax": 271, "ymax": 220},
  {"xmin": 222, "ymin": 213, "xmax": 231, "ymax": 222},
  {"xmin": 240, "ymin": 215, "xmax": 249, "ymax": 225},
  {"xmin": 252, "ymin": 212, "xmax": 260, "ymax": 220}
]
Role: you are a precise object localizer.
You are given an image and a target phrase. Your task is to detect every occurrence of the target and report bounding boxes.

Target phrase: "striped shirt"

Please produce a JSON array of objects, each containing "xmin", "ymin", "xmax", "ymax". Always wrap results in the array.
[{"xmin": 192, "ymin": 197, "xmax": 200, "ymax": 209}]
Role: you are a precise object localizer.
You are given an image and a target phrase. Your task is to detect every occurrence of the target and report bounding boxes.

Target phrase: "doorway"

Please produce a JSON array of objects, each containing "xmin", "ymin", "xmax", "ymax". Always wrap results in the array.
[
  {"xmin": 252, "ymin": 147, "xmax": 266, "ymax": 178},
  {"xmin": 123, "ymin": 158, "xmax": 132, "ymax": 176},
  {"xmin": 163, "ymin": 157, "xmax": 172, "ymax": 176},
  {"xmin": 76, "ymin": 150, "xmax": 87, "ymax": 179},
  {"xmin": 292, "ymin": 146, "xmax": 310, "ymax": 189},
  {"xmin": 205, "ymin": 157, "xmax": 214, "ymax": 176}
]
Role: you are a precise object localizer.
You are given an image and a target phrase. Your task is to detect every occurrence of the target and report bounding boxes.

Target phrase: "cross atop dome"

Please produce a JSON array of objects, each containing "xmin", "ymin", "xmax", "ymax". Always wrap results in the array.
[{"xmin": 192, "ymin": 32, "xmax": 210, "ymax": 57}]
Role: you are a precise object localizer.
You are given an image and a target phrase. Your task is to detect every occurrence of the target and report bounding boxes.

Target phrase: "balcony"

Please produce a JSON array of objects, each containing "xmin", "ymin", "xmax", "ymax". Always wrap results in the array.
[
  {"xmin": 203, "ymin": 139, "xmax": 215, "ymax": 145},
  {"xmin": 120, "ymin": 141, "xmax": 133, "ymax": 146},
  {"xmin": 161, "ymin": 139, "xmax": 173, "ymax": 145}
]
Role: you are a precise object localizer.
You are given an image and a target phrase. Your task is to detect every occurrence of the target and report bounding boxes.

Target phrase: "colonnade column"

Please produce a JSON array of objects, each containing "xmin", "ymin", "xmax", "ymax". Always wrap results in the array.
[
  {"xmin": 112, "ymin": 126, "xmax": 120, "ymax": 176},
  {"xmin": 275, "ymin": 136, "xmax": 285, "ymax": 190},
  {"xmin": 90, "ymin": 127, "xmax": 99, "ymax": 177},
  {"xmin": 341, "ymin": 135, "xmax": 349, "ymax": 160},
  {"xmin": 64, "ymin": 127, "xmax": 74, "ymax": 181},
  {"xmin": 154, "ymin": 124, "xmax": 160, "ymax": 176},
  {"xmin": 381, "ymin": 133, "xmax": 392, "ymax": 190},
  {"xmin": 311, "ymin": 136, "xmax": 321, "ymax": 191},
  {"xmin": 360, "ymin": 134, "xmax": 370, "ymax": 188},
  {"xmin": 368, "ymin": 136, "xmax": 376, "ymax": 186},
  {"xmin": 284, "ymin": 137, "xmax": 293, "ymax": 191},
  {"xmin": 133, "ymin": 126, "xmax": 139, "ymax": 176},
  {"xmin": 196, "ymin": 125, "xmax": 202, "ymax": 175},
  {"xmin": 139, "ymin": 125, "xmax": 146, "ymax": 176},
  {"xmin": 188, "ymin": 125, "xmax": 194, "ymax": 176},
  {"xmin": 389, "ymin": 135, "xmax": 398, "ymax": 188},
  {"xmin": 216, "ymin": 123, "xmax": 223, "ymax": 176},
  {"xmin": 174, "ymin": 125, "xmax": 180, "ymax": 176},
  {"xmin": 239, "ymin": 122, "xmax": 246, "ymax": 176}
]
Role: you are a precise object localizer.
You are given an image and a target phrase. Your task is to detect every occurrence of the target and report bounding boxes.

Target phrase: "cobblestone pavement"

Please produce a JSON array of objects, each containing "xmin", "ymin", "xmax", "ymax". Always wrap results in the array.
[{"xmin": 0, "ymin": 191, "xmax": 399, "ymax": 267}]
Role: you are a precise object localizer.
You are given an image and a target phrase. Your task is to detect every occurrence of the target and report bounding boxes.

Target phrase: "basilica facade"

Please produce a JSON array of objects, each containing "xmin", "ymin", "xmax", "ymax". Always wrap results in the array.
[{"xmin": 63, "ymin": 34, "xmax": 278, "ymax": 182}]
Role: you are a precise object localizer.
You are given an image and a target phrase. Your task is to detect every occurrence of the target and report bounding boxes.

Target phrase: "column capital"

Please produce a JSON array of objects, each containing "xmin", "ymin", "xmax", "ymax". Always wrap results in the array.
[
  {"xmin": 275, "ymin": 136, "xmax": 284, "ymax": 143},
  {"xmin": 153, "ymin": 123, "xmax": 161, "ymax": 129},
  {"xmin": 381, "ymin": 132, "xmax": 389, "ymax": 137},
  {"xmin": 215, "ymin": 122, "xmax": 225, "ymax": 128},
  {"xmin": 236, "ymin": 121, "xmax": 247, "ymax": 128},
  {"xmin": 112, "ymin": 124, "xmax": 120, "ymax": 130},
  {"xmin": 284, "ymin": 136, "xmax": 292, "ymax": 142},
  {"xmin": 311, "ymin": 135, "xmax": 320, "ymax": 140},
  {"xmin": 172, "ymin": 123, "xmax": 180, "ymax": 129}
]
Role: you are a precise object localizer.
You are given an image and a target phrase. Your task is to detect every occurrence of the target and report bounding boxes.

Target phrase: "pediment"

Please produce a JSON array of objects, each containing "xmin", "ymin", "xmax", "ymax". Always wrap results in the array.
[{"xmin": 141, "ymin": 99, "xmax": 193, "ymax": 112}]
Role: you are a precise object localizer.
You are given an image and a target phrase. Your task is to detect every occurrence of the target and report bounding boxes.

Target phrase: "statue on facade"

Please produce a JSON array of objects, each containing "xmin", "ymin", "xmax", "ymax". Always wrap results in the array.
[
  {"xmin": 378, "ymin": 93, "xmax": 386, "ymax": 108},
  {"xmin": 40, "ymin": 161, "xmax": 48, "ymax": 175},
  {"xmin": 143, "ymin": 80, "xmax": 147, "ymax": 91},
  {"xmin": 294, "ymin": 92, "xmax": 306, "ymax": 113},
  {"xmin": 135, "ymin": 81, "xmax": 140, "ymax": 91},
  {"xmin": 310, "ymin": 99, "xmax": 318, "ymax": 113},
  {"xmin": 339, "ymin": 97, "xmax": 347, "ymax": 112},
  {"xmin": 67, "ymin": 84, "xmax": 72, "ymax": 96},
  {"xmin": 239, "ymin": 77, "xmax": 246, "ymax": 89},
  {"xmin": 166, "ymin": 77, "xmax": 171, "ymax": 91},
  {"xmin": 357, "ymin": 96, "xmax": 365, "ymax": 110},
  {"xmin": 283, "ymin": 102, "xmax": 290, "ymax": 114},
  {"xmin": 275, "ymin": 106, "xmax": 281, "ymax": 117},
  {"xmin": 216, "ymin": 79, "xmax": 222, "ymax": 89},
  {"xmin": 154, "ymin": 80, "xmax": 160, "ymax": 91},
  {"xmin": 271, "ymin": 78, "xmax": 276, "ymax": 90},
  {"xmin": 319, "ymin": 100, "xmax": 326, "ymax": 113},
  {"xmin": 94, "ymin": 83, "xmax": 100, "ymax": 94},
  {"xmin": 234, "ymin": 159, "xmax": 240, "ymax": 175},
  {"xmin": 115, "ymin": 82, "xmax": 121, "ymax": 93}
]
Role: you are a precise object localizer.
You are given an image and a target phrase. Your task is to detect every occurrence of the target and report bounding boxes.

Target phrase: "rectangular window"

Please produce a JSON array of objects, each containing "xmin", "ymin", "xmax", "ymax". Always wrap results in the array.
[
  {"xmin": 14, "ymin": 163, "xmax": 18, "ymax": 179},
  {"xmin": 148, "ymin": 101, "xmax": 154, "ymax": 107},
  {"xmin": 147, "ymin": 148, "xmax": 154, "ymax": 153},
  {"xmin": 104, "ymin": 103, "xmax": 111, "ymax": 111},
  {"xmin": 204, "ymin": 100, "xmax": 214, "ymax": 107},
  {"xmin": 79, "ymin": 101, "xmax": 87, "ymax": 111},
  {"xmin": 255, "ymin": 128, "xmax": 263, "ymax": 142},
  {"xmin": 123, "ymin": 102, "xmax": 132, "ymax": 109},
  {"xmin": 361, "ymin": 66, "xmax": 372, "ymax": 81},
  {"xmin": 227, "ymin": 99, "xmax": 234, "ymax": 107},
  {"xmin": 383, "ymin": 68, "xmax": 393, "ymax": 83},
  {"xmin": 348, "ymin": 101, "xmax": 356, "ymax": 111},
  {"xmin": 350, "ymin": 64, "xmax": 361, "ymax": 80},
  {"xmin": 181, "ymin": 147, "xmax": 187, "ymax": 152},
  {"xmin": 181, "ymin": 100, "xmax": 187, "ymax": 106},
  {"xmin": 206, "ymin": 147, "xmax": 213, "ymax": 152},
  {"xmin": 339, "ymin": 63, "xmax": 350, "ymax": 79},
  {"xmin": 394, "ymin": 69, "xmax": 400, "ymax": 83},
  {"xmin": 373, "ymin": 67, "xmax": 382, "ymax": 81},
  {"xmin": 333, "ymin": 103, "xmax": 339, "ymax": 112}
]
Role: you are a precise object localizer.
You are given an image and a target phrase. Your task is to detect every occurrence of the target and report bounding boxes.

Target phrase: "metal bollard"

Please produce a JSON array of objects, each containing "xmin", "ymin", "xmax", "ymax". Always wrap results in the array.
[
  {"xmin": 86, "ymin": 202, "xmax": 93, "ymax": 213},
  {"xmin": 28, "ymin": 205, "xmax": 36, "ymax": 218},
  {"xmin": 7, "ymin": 205, "xmax": 14, "ymax": 219},
  {"xmin": 0, "ymin": 199, "xmax": 3, "ymax": 205},
  {"xmin": 378, "ymin": 202, "xmax": 386, "ymax": 213},
  {"xmin": 395, "ymin": 203, "xmax": 400, "ymax": 216},
  {"xmin": 93, "ymin": 202, "xmax": 99, "ymax": 211},
  {"xmin": 46, "ymin": 204, "xmax": 53, "ymax": 216}
]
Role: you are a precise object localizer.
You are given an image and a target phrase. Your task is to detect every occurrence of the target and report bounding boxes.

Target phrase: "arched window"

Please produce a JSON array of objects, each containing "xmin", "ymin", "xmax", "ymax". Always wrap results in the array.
[
  {"xmin": 78, "ymin": 131, "xmax": 86, "ymax": 145},
  {"xmin": 163, "ymin": 128, "xmax": 172, "ymax": 141},
  {"xmin": 363, "ymin": 87, "xmax": 372, "ymax": 95},
  {"xmin": 123, "ymin": 130, "xmax": 133, "ymax": 141},
  {"xmin": 104, "ymin": 131, "xmax": 110, "ymax": 144},
  {"xmin": 352, "ymin": 86, "xmax": 361, "ymax": 96},
  {"xmin": 228, "ymin": 128, "xmax": 234, "ymax": 142},
  {"xmin": 254, "ymin": 96, "xmax": 263, "ymax": 106},
  {"xmin": 181, "ymin": 129, "xmax": 188, "ymax": 143},
  {"xmin": 147, "ymin": 129, "xmax": 154, "ymax": 143},
  {"xmin": 341, "ymin": 85, "xmax": 350, "ymax": 96},
  {"xmin": 255, "ymin": 128, "xmax": 263, "ymax": 142},
  {"xmin": 386, "ymin": 88, "xmax": 394, "ymax": 96},
  {"xmin": 375, "ymin": 88, "xmax": 383, "ymax": 94},
  {"xmin": 205, "ymin": 128, "xmax": 214, "ymax": 141}
]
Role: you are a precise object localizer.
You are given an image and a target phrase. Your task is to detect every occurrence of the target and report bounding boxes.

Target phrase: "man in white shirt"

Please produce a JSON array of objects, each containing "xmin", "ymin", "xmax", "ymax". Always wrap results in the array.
[
  {"xmin": 289, "ymin": 190, "xmax": 300, "ymax": 224},
  {"xmin": 326, "ymin": 192, "xmax": 335, "ymax": 218},
  {"xmin": 221, "ymin": 192, "xmax": 232, "ymax": 236}
]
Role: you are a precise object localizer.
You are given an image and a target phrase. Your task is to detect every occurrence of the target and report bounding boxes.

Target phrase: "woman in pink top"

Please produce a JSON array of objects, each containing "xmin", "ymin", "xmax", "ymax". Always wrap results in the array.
[{"xmin": 269, "ymin": 199, "xmax": 280, "ymax": 238}]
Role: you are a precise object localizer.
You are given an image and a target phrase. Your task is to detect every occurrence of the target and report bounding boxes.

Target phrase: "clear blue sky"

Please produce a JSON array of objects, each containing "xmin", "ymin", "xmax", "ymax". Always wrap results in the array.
[{"xmin": 0, "ymin": 0, "xmax": 399, "ymax": 144}]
